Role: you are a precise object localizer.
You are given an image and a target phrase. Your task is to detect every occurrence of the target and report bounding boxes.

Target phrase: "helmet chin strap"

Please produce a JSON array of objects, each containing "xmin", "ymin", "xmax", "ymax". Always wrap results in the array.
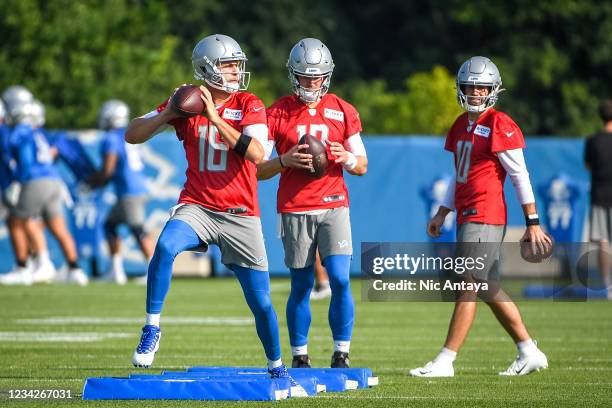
[
  {"xmin": 297, "ymin": 87, "xmax": 321, "ymax": 104},
  {"xmin": 466, "ymin": 103, "xmax": 487, "ymax": 113}
]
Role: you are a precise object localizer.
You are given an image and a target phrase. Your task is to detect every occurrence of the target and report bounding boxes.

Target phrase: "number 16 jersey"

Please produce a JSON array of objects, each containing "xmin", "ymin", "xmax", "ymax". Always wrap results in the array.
[
  {"xmin": 444, "ymin": 108, "xmax": 525, "ymax": 225},
  {"xmin": 157, "ymin": 91, "xmax": 267, "ymax": 216}
]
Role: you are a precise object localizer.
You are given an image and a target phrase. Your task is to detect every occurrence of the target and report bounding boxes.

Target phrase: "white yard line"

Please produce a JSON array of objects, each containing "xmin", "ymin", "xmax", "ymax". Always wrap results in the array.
[
  {"xmin": 0, "ymin": 332, "xmax": 133, "ymax": 342},
  {"xmin": 15, "ymin": 316, "xmax": 253, "ymax": 325}
]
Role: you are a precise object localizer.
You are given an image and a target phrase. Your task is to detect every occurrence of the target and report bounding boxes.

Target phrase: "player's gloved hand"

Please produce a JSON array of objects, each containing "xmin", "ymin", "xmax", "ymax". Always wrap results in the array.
[
  {"xmin": 426, "ymin": 214, "xmax": 446, "ymax": 238},
  {"xmin": 520, "ymin": 225, "xmax": 553, "ymax": 256},
  {"xmin": 280, "ymin": 144, "xmax": 313, "ymax": 171}
]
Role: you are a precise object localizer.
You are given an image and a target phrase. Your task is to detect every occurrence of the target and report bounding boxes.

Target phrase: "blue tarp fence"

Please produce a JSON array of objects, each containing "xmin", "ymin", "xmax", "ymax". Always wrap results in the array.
[{"xmin": 0, "ymin": 133, "xmax": 590, "ymax": 276}]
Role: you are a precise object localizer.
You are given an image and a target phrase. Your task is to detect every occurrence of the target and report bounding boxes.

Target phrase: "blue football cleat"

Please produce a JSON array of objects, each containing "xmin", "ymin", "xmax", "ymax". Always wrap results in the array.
[
  {"xmin": 132, "ymin": 325, "xmax": 161, "ymax": 368},
  {"xmin": 268, "ymin": 364, "xmax": 308, "ymax": 397}
]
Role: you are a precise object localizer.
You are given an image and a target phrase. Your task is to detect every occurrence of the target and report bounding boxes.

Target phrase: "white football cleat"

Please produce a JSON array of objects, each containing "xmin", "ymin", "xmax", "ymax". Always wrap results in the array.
[
  {"xmin": 67, "ymin": 268, "xmax": 89, "ymax": 286},
  {"xmin": 103, "ymin": 267, "xmax": 127, "ymax": 285},
  {"xmin": 0, "ymin": 267, "xmax": 33, "ymax": 286},
  {"xmin": 31, "ymin": 261, "xmax": 57, "ymax": 284},
  {"xmin": 310, "ymin": 283, "xmax": 332, "ymax": 300},
  {"xmin": 133, "ymin": 274, "xmax": 148, "ymax": 286},
  {"xmin": 499, "ymin": 349, "xmax": 548, "ymax": 376},
  {"xmin": 409, "ymin": 360, "xmax": 454, "ymax": 377}
]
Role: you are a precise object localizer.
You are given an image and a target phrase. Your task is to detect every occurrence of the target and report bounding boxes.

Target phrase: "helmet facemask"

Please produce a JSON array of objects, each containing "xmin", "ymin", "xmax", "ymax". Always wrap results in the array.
[
  {"xmin": 195, "ymin": 56, "xmax": 250, "ymax": 94},
  {"xmin": 289, "ymin": 68, "xmax": 332, "ymax": 104},
  {"xmin": 456, "ymin": 83, "xmax": 502, "ymax": 113}
]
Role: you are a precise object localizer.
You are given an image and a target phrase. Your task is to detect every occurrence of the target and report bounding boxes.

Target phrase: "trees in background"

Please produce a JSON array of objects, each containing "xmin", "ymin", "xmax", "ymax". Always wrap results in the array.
[{"xmin": 0, "ymin": 0, "xmax": 609, "ymax": 135}]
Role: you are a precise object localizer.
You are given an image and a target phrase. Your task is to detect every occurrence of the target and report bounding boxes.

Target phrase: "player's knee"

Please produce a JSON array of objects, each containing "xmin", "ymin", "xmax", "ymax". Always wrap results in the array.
[
  {"xmin": 329, "ymin": 274, "xmax": 350, "ymax": 293},
  {"xmin": 324, "ymin": 258, "xmax": 351, "ymax": 291},
  {"xmin": 247, "ymin": 291, "xmax": 274, "ymax": 317},
  {"xmin": 155, "ymin": 237, "xmax": 182, "ymax": 260}
]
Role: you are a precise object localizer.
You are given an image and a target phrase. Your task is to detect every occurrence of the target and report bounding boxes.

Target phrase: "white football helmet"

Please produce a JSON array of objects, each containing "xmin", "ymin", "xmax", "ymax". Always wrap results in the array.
[
  {"xmin": 192, "ymin": 34, "xmax": 250, "ymax": 93},
  {"xmin": 9, "ymin": 101, "xmax": 35, "ymax": 126},
  {"xmin": 456, "ymin": 56, "xmax": 503, "ymax": 113},
  {"xmin": 29, "ymin": 100, "xmax": 46, "ymax": 128},
  {"xmin": 2, "ymin": 85, "xmax": 34, "ymax": 109},
  {"xmin": 98, "ymin": 100, "xmax": 130, "ymax": 130},
  {"xmin": 287, "ymin": 38, "xmax": 334, "ymax": 104},
  {"xmin": 2, "ymin": 85, "xmax": 35, "ymax": 125}
]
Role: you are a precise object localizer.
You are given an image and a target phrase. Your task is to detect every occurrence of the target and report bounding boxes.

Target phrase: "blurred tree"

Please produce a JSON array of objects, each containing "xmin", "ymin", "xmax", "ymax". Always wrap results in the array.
[
  {"xmin": 0, "ymin": 0, "xmax": 191, "ymax": 128},
  {"xmin": 0, "ymin": 0, "xmax": 608, "ymax": 136},
  {"xmin": 340, "ymin": 66, "xmax": 462, "ymax": 134}
]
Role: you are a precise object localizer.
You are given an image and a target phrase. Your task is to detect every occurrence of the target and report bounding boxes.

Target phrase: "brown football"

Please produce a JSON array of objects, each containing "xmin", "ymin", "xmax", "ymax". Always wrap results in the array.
[
  {"xmin": 520, "ymin": 233, "xmax": 554, "ymax": 263},
  {"xmin": 171, "ymin": 85, "xmax": 204, "ymax": 117},
  {"xmin": 298, "ymin": 134, "xmax": 328, "ymax": 178}
]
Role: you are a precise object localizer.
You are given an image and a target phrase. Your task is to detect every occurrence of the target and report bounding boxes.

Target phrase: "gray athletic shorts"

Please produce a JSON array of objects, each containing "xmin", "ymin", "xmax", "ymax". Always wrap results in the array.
[
  {"xmin": 14, "ymin": 178, "xmax": 64, "ymax": 220},
  {"xmin": 171, "ymin": 204, "xmax": 268, "ymax": 271},
  {"xmin": 590, "ymin": 205, "xmax": 612, "ymax": 242},
  {"xmin": 455, "ymin": 222, "xmax": 506, "ymax": 281},
  {"xmin": 280, "ymin": 206, "xmax": 352, "ymax": 269},
  {"xmin": 106, "ymin": 195, "xmax": 147, "ymax": 227}
]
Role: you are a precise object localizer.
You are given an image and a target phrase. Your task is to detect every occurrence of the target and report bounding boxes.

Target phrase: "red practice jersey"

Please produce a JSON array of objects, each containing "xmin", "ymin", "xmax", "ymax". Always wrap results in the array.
[
  {"xmin": 444, "ymin": 108, "xmax": 526, "ymax": 225},
  {"xmin": 268, "ymin": 94, "xmax": 362, "ymax": 213},
  {"xmin": 157, "ymin": 91, "xmax": 266, "ymax": 216}
]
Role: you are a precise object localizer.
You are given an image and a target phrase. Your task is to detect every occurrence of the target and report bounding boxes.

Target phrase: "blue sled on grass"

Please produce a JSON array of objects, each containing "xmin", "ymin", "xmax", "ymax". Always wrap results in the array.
[{"xmin": 82, "ymin": 366, "xmax": 378, "ymax": 400}]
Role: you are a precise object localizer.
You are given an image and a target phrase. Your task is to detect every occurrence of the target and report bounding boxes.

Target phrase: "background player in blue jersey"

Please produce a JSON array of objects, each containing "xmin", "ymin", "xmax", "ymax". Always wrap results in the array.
[
  {"xmin": 88, "ymin": 100, "xmax": 154, "ymax": 284},
  {"xmin": 0, "ymin": 98, "xmax": 32, "ymax": 280},
  {"xmin": 2, "ymin": 98, "xmax": 88, "ymax": 286},
  {"xmin": 0, "ymin": 87, "xmax": 52, "ymax": 285}
]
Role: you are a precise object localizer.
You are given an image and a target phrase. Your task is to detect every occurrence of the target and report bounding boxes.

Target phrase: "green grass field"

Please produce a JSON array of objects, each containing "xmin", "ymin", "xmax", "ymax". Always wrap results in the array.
[{"xmin": 0, "ymin": 278, "xmax": 610, "ymax": 407}]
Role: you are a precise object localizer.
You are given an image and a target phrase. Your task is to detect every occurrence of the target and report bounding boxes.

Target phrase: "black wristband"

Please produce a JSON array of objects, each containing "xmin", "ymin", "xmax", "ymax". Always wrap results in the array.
[
  {"xmin": 525, "ymin": 214, "xmax": 540, "ymax": 226},
  {"xmin": 234, "ymin": 133, "xmax": 252, "ymax": 157},
  {"xmin": 278, "ymin": 155, "xmax": 285, "ymax": 168}
]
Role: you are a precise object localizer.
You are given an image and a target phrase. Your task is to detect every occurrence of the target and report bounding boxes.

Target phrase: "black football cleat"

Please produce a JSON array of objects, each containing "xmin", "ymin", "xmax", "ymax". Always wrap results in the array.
[
  {"xmin": 330, "ymin": 351, "xmax": 350, "ymax": 368},
  {"xmin": 292, "ymin": 354, "xmax": 312, "ymax": 368}
]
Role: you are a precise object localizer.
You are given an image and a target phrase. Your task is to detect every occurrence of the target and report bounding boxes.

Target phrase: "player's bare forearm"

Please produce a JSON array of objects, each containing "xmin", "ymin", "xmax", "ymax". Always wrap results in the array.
[
  {"xmin": 211, "ymin": 117, "xmax": 264, "ymax": 164},
  {"xmin": 256, "ymin": 157, "xmax": 282, "ymax": 180},
  {"xmin": 125, "ymin": 110, "xmax": 175, "ymax": 144},
  {"xmin": 521, "ymin": 202, "xmax": 537, "ymax": 216},
  {"xmin": 346, "ymin": 156, "xmax": 368, "ymax": 176},
  {"xmin": 436, "ymin": 206, "xmax": 453, "ymax": 219}
]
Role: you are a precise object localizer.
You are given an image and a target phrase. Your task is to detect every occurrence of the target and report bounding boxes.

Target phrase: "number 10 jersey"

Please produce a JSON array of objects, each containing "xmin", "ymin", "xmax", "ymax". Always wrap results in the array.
[{"xmin": 444, "ymin": 108, "xmax": 526, "ymax": 226}]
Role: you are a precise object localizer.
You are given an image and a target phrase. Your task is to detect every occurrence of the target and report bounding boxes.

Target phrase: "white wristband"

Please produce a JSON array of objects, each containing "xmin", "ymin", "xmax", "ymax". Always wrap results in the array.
[{"xmin": 343, "ymin": 152, "xmax": 357, "ymax": 170}]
